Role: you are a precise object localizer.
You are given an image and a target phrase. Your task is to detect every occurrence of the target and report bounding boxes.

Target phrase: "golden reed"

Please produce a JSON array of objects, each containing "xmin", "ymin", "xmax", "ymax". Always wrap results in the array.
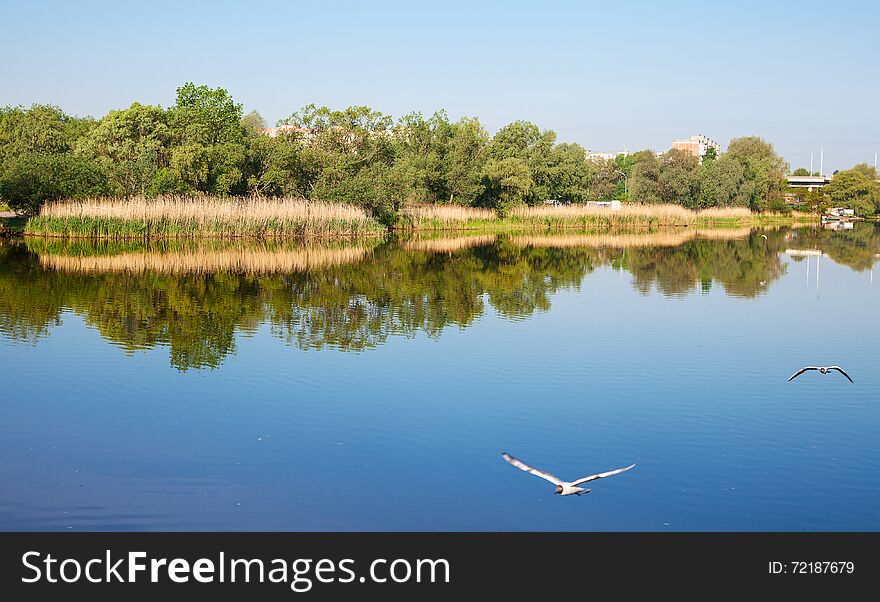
[{"xmin": 38, "ymin": 244, "xmax": 374, "ymax": 275}]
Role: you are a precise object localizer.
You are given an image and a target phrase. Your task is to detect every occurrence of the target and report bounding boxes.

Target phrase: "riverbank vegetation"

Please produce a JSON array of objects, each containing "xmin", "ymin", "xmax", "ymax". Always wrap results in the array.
[
  {"xmin": 0, "ymin": 82, "xmax": 856, "ymax": 227},
  {"xmin": 13, "ymin": 224, "xmax": 872, "ymax": 367},
  {"xmin": 397, "ymin": 203, "xmax": 806, "ymax": 231},
  {"xmin": 22, "ymin": 195, "xmax": 812, "ymax": 239},
  {"xmin": 25, "ymin": 196, "xmax": 383, "ymax": 239}
]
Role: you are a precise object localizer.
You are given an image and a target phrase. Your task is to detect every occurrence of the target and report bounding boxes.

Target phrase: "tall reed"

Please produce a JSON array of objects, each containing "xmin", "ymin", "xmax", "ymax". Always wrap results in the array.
[
  {"xmin": 26, "ymin": 195, "xmax": 384, "ymax": 239},
  {"xmin": 507, "ymin": 204, "xmax": 757, "ymax": 227},
  {"xmin": 37, "ymin": 243, "xmax": 374, "ymax": 275},
  {"xmin": 398, "ymin": 205, "xmax": 497, "ymax": 229},
  {"xmin": 397, "ymin": 203, "xmax": 796, "ymax": 231}
]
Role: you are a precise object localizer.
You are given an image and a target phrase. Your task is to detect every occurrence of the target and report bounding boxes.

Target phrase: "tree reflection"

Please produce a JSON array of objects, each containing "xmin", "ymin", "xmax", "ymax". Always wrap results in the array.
[{"xmin": 2, "ymin": 225, "xmax": 875, "ymax": 370}]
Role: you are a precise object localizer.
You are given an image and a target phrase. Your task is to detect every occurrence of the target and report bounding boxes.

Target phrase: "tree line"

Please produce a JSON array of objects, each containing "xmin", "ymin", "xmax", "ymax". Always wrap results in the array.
[{"xmin": 1, "ymin": 82, "xmax": 876, "ymax": 219}]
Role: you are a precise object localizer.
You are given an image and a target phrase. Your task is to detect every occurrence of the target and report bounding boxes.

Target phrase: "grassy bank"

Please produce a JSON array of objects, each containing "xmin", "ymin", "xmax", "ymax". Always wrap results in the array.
[
  {"xmin": 397, "ymin": 204, "xmax": 810, "ymax": 231},
  {"xmin": 24, "ymin": 196, "xmax": 385, "ymax": 239},
  {"xmin": 21, "ymin": 196, "xmax": 813, "ymax": 239}
]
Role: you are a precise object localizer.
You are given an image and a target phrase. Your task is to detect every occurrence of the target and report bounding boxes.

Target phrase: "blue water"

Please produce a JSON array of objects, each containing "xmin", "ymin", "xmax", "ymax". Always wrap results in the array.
[{"xmin": 1, "ymin": 228, "xmax": 878, "ymax": 530}]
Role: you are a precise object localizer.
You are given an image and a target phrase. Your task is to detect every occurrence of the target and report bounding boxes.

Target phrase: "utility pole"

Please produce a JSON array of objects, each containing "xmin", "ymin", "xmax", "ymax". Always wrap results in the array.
[
  {"xmin": 810, "ymin": 151, "xmax": 813, "ymax": 176},
  {"xmin": 820, "ymin": 147, "xmax": 824, "ymax": 177}
]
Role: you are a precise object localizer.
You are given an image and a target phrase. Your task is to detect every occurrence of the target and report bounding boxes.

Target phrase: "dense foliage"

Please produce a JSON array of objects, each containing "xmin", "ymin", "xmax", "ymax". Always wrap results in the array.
[{"xmin": 2, "ymin": 83, "xmax": 869, "ymax": 217}]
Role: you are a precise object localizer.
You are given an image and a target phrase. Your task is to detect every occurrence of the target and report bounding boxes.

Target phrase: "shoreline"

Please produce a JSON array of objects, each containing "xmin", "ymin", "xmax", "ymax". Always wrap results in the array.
[
  {"xmin": 17, "ymin": 216, "xmax": 811, "ymax": 240},
  {"xmin": 12, "ymin": 198, "xmax": 818, "ymax": 240}
]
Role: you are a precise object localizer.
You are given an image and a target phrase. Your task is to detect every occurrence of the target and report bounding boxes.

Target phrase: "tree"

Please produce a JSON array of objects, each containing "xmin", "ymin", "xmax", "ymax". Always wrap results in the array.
[
  {"xmin": 241, "ymin": 110, "xmax": 267, "ymax": 133},
  {"xmin": 167, "ymin": 83, "xmax": 249, "ymax": 195},
  {"xmin": 725, "ymin": 136, "xmax": 788, "ymax": 210},
  {"xmin": 77, "ymin": 102, "xmax": 170, "ymax": 196},
  {"xmin": 589, "ymin": 159, "xmax": 624, "ymax": 201},
  {"xmin": 392, "ymin": 111, "xmax": 452, "ymax": 205},
  {"xmin": 791, "ymin": 167, "xmax": 816, "ymax": 176},
  {"xmin": 699, "ymin": 153, "xmax": 752, "ymax": 208},
  {"xmin": 703, "ymin": 146, "xmax": 717, "ymax": 164},
  {"xmin": 628, "ymin": 152, "xmax": 661, "ymax": 203},
  {"xmin": 479, "ymin": 157, "xmax": 532, "ymax": 212},
  {"xmin": 281, "ymin": 104, "xmax": 395, "ymax": 201},
  {"xmin": 486, "ymin": 121, "xmax": 558, "ymax": 205},
  {"xmin": 824, "ymin": 164, "xmax": 880, "ymax": 216},
  {"xmin": 443, "ymin": 117, "xmax": 488, "ymax": 205},
  {"xmin": 0, "ymin": 105, "xmax": 94, "ymax": 162},
  {"xmin": 658, "ymin": 149, "xmax": 701, "ymax": 207},
  {"xmin": 0, "ymin": 153, "xmax": 108, "ymax": 213},
  {"xmin": 546, "ymin": 143, "xmax": 592, "ymax": 204},
  {"xmin": 0, "ymin": 105, "xmax": 100, "ymax": 211}
]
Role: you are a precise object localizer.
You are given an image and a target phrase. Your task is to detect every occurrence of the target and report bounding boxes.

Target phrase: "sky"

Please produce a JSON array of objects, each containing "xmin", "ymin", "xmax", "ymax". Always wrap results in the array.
[{"xmin": 1, "ymin": 0, "xmax": 878, "ymax": 172}]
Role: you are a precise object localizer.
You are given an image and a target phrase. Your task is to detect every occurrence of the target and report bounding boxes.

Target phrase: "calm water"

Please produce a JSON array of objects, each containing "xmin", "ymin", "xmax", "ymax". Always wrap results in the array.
[{"xmin": 1, "ymin": 225, "xmax": 878, "ymax": 531}]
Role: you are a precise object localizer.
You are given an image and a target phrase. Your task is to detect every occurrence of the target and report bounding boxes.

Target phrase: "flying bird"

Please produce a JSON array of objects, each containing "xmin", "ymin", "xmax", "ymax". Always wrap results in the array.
[
  {"xmin": 787, "ymin": 366, "xmax": 853, "ymax": 383},
  {"xmin": 501, "ymin": 452, "xmax": 635, "ymax": 496}
]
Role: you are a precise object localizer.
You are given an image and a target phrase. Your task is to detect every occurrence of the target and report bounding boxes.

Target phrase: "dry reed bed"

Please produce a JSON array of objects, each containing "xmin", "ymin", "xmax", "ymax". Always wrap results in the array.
[
  {"xmin": 508, "ymin": 204, "xmax": 754, "ymax": 226},
  {"xmin": 27, "ymin": 196, "xmax": 384, "ymax": 239},
  {"xmin": 398, "ymin": 205, "xmax": 497, "ymax": 228},
  {"xmin": 397, "ymin": 203, "xmax": 793, "ymax": 231},
  {"xmin": 37, "ymin": 244, "xmax": 374, "ymax": 275}
]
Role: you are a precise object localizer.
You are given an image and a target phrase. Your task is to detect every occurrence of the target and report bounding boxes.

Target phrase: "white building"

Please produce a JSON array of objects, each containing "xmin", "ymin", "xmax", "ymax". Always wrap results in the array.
[
  {"xmin": 671, "ymin": 134, "xmax": 721, "ymax": 160},
  {"xmin": 585, "ymin": 149, "xmax": 629, "ymax": 163},
  {"xmin": 585, "ymin": 200, "xmax": 622, "ymax": 211}
]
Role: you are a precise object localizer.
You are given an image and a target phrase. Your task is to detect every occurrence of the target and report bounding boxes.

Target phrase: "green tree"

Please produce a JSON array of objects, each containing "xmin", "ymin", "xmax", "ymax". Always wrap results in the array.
[
  {"xmin": 479, "ymin": 157, "xmax": 532, "ymax": 212},
  {"xmin": 281, "ymin": 104, "xmax": 395, "ymax": 205},
  {"xmin": 241, "ymin": 110, "xmax": 267, "ymax": 133},
  {"xmin": 0, "ymin": 105, "xmax": 94, "ymax": 162},
  {"xmin": 628, "ymin": 152, "xmax": 661, "ymax": 203},
  {"xmin": 167, "ymin": 83, "xmax": 249, "ymax": 195},
  {"xmin": 702, "ymin": 146, "xmax": 717, "ymax": 164},
  {"xmin": 77, "ymin": 102, "xmax": 170, "ymax": 196},
  {"xmin": 824, "ymin": 164, "xmax": 880, "ymax": 216},
  {"xmin": 443, "ymin": 117, "xmax": 488, "ymax": 205},
  {"xmin": 486, "ymin": 121, "xmax": 558, "ymax": 205},
  {"xmin": 725, "ymin": 136, "xmax": 788, "ymax": 210},
  {"xmin": 658, "ymin": 149, "xmax": 701, "ymax": 207},
  {"xmin": 0, "ymin": 153, "xmax": 109, "ymax": 213},
  {"xmin": 699, "ymin": 153, "xmax": 752, "ymax": 208},
  {"xmin": 546, "ymin": 143, "xmax": 592, "ymax": 203},
  {"xmin": 392, "ymin": 111, "xmax": 452, "ymax": 205}
]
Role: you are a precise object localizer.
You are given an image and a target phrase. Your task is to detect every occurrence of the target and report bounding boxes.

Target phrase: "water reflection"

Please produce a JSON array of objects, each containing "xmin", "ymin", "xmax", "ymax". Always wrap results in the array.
[{"xmin": 1, "ymin": 224, "xmax": 877, "ymax": 369}]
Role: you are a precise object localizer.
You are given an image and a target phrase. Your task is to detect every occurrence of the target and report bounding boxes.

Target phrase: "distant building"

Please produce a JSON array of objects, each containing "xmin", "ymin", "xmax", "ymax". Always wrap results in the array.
[
  {"xmin": 260, "ymin": 124, "xmax": 396, "ymax": 142},
  {"xmin": 585, "ymin": 149, "xmax": 629, "ymax": 163},
  {"xmin": 671, "ymin": 134, "xmax": 720, "ymax": 160},
  {"xmin": 259, "ymin": 124, "xmax": 316, "ymax": 138},
  {"xmin": 585, "ymin": 200, "xmax": 622, "ymax": 211}
]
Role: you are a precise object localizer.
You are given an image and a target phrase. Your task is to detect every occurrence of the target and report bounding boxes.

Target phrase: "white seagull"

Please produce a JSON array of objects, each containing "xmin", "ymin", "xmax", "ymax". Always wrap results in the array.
[
  {"xmin": 787, "ymin": 366, "xmax": 853, "ymax": 383},
  {"xmin": 501, "ymin": 452, "xmax": 635, "ymax": 496}
]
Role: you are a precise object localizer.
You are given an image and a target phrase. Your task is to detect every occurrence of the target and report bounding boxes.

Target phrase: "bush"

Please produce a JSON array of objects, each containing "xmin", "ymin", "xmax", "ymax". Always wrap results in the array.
[
  {"xmin": 0, "ymin": 153, "xmax": 109, "ymax": 214},
  {"xmin": 765, "ymin": 198, "xmax": 792, "ymax": 214}
]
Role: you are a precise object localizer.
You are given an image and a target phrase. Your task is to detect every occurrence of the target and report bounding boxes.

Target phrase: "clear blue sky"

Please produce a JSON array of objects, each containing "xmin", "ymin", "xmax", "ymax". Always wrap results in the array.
[{"xmin": 2, "ymin": 0, "xmax": 878, "ymax": 172}]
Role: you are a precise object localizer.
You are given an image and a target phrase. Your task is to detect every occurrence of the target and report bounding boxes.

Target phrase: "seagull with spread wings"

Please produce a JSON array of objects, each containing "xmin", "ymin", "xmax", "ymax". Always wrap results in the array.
[
  {"xmin": 501, "ymin": 452, "xmax": 635, "ymax": 496},
  {"xmin": 787, "ymin": 366, "xmax": 853, "ymax": 383}
]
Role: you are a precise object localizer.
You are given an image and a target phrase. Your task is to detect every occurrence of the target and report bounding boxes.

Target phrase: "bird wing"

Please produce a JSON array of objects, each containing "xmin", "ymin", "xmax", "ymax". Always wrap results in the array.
[
  {"xmin": 501, "ymin": 453, "xmax": 563, "ymax": 485},
  {"xmin": 571, "ymin": 464, "xmax": 636, "ymax": 486},
  {"xmin": 787, "ymin": 367, "xmax": 819, "ymax": 381},
  {"xmin": 827, "ymin": 366, "xmax": 854, "ymax": 383}
]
